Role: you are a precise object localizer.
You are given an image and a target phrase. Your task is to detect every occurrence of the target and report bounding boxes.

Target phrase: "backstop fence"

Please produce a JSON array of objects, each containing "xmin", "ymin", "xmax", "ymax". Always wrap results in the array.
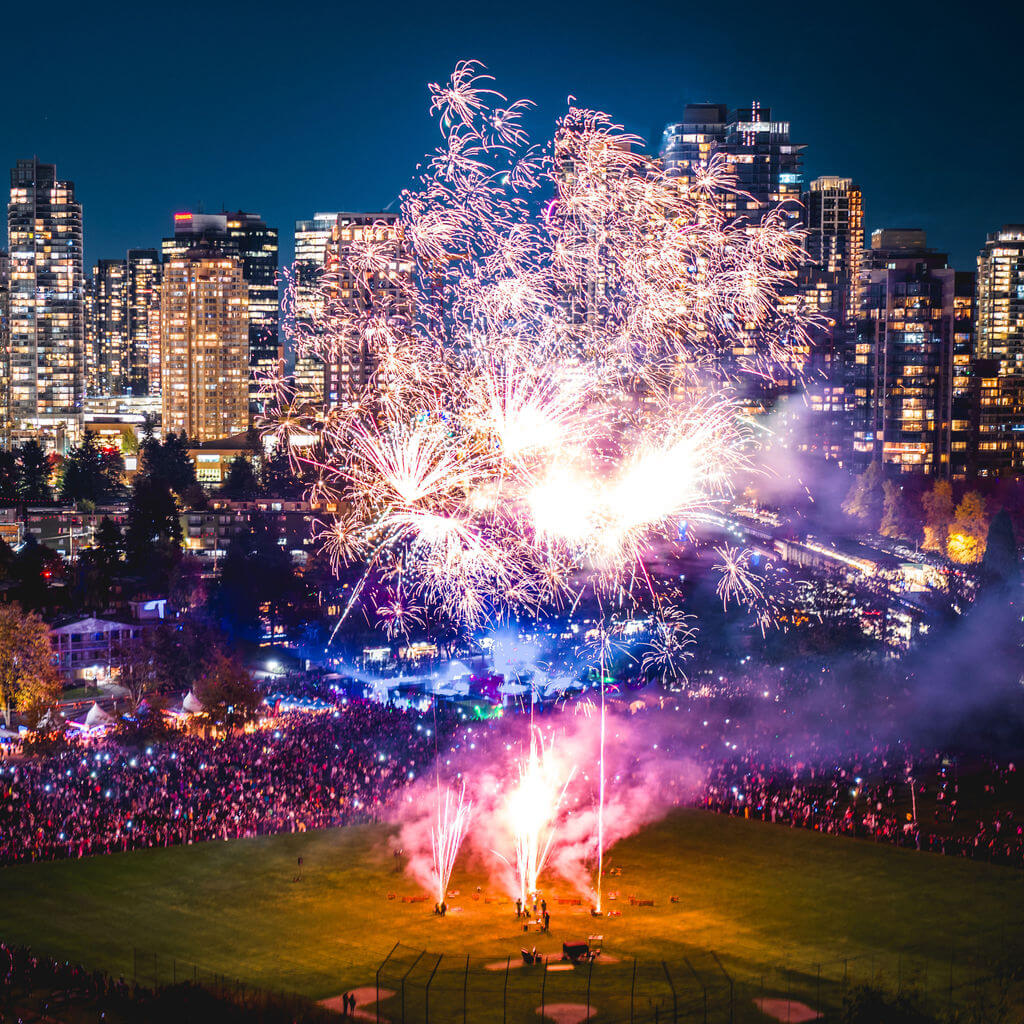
[{"xmin": 374, "ymin": 936, "xmax": 1019, "ymax": 1024}]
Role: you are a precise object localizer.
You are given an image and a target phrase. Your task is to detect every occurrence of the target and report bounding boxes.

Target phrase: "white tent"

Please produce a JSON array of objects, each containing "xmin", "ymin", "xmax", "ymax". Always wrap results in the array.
[
  {"xmin": 85, "ymin": 702, "xmax": 113, "ymax": 728},
  {"xmin": 498, "ymin": 681, "xmax": 530, "ymax": 695},
  {"xmin": 182, "ymin": 691, "xmax": 204, "ymax": 714}
]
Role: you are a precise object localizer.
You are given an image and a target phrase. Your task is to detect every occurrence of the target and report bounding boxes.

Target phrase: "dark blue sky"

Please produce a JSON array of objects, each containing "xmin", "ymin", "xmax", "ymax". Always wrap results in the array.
[{"xmin": 4, "ymin": 0, "xmax": 1019, "ymax": 270}]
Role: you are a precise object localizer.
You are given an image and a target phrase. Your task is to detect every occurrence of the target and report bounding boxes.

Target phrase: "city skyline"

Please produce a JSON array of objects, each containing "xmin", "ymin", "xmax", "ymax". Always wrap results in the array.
[{"xmin": 2, "ymin": 0, "xmax": 1022, "ymax": 272}]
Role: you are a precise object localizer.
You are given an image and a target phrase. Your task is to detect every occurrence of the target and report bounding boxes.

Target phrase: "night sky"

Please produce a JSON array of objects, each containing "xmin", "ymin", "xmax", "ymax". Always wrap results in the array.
[{"xmin": 4, "ymin": 0, "xmax": 1020, "ymax": 271}]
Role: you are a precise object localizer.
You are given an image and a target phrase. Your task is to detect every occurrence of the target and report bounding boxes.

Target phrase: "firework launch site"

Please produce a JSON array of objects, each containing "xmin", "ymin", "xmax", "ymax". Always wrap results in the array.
[{"xmin": 2, "ymin": 809, "xmax": 1022, "ymax": 1024}]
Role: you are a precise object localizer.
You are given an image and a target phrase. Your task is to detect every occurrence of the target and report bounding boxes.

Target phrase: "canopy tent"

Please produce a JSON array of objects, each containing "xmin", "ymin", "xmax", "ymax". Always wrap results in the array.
[
  {"xmin": 84, "ymin": 702, "xmax": 114, "ymax": 728},
  {"xmin": 182, "ymin": 691, "xmax": 204, "ymax": 714}
]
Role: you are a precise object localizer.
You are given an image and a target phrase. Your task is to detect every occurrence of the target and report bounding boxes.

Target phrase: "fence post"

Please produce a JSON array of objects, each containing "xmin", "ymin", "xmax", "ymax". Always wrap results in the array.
[
  {"xmin": 154, "ymin": 953, "xmax": 158, "ymax": 988},
  {"xmin": 133, "ymin": 947, "xmax": 137, "ymax": 985},
  {"xmin": 586, "ymin": 955, "xmax": 594, "ymax": 1018},
  {"xmin": 424, "ymin": 954, "xmax": 442, "ymax": 1024},
  {"xmin": 463, "ymin": 953, "xmax": 470, "ymax": 1024},
  {"xmin": 630, "ymin": 957, "xmax": 637, "ymax": 1024},
  {"xmin": 503, "ymin": 955, "xmax": 511, "ymax": 1024},
  {"xmin": 541, "ymin": 956, "xmax": 547, "ymax": 1020},
  {"xmin": 662, "ymin": 961, "xmax": 677, "ymax": 1024},
  {"xmin": 710, "ymin": 950, "xmax": 733, "ymax": 1024}
]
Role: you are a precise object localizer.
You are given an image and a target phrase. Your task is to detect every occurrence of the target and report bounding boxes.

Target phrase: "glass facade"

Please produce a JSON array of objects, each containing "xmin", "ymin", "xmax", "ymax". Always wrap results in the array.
[
  {"xmin": 126, "ymin": 248, "xmax": 162, "ymax": 397},
  {"xmin": 162, "ymin": 210, "xmax": 278, "ymax": 408},
  {"xmin": 975, "ymin": 225, "xmax": 1024, "ymax": 474},
  {"xmin": 160, "ymin": 249, "xmax": 249, "ymax": 442},
  {"xmin": 6, "ymin": 158, "xmax": 85, "ymax": 448},
  {"xmin": 85, "ymin": 257, "xmax": 129, "ymax": 395}
]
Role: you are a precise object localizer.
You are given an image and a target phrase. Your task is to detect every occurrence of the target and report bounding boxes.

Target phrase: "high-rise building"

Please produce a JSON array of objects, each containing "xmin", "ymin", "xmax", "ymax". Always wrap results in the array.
[
  {"xmin": 126, "ymin": 248, "xmax": 162, "ymax": 397},
  {"xmin": 853, "ymin": 230, "xmax": 973, "ymax": 476},
  {"xmin": 291, "ymin": 212, "xmax": 339, "ymax": 404},
  {"xmin": 6, "ymin": 158, "xmax": 85, "ymax": 447},
  {"xmin": 800, "ymin": 177, "xmax": 865, "ymax": 465},
  {"xmin": 160, "ymin": 247, "xmax": 249, "ymax": 442},
  {"xmin": 804, "ymin": 177, "xmax": 864, "ymax": 324},
  {"xmin": 660, "ymin": 103, "xmax": 805, "ymax": 228},
  {"xmin": 324, "ymin": 212, "xmax": 411, "ymax": 408},
  {"xmin": 163, "ymin": 211, "xmax": 278, "ymax": 406},
  {"xmin": 0, "ymin": 251, "xmax": 9, "ymax": 444},
  {"xmin": 660, "ymin": 104, "xmax": 805, "ymax": 414},
  {"xmin": 85, "ymin": 258, "xmax": 129, "ymax": 395},
  {"xmin": 975, "ymin": 226, "xmax": 1024, "ymax": 475}
]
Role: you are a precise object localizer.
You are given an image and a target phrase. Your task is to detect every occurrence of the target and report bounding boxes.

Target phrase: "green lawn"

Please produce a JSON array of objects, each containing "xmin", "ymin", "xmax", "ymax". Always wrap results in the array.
[{"xmin": 2, "ymin": 810, "xmax": 1021, "ymax": 1021}]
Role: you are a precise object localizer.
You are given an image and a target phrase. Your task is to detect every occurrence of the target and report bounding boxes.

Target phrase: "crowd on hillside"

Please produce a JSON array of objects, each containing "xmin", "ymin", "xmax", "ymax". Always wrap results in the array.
[
  {"xmin": 0, "ymin": 702, "xmax": 455, "ymax": 864},
  {"xmin": 701, "ymin": 747, "xmax": 1024, "ymax": 867},
  {"xmin": 2, "ymin": 682, "xmax": 1024, "ymax": 870}
]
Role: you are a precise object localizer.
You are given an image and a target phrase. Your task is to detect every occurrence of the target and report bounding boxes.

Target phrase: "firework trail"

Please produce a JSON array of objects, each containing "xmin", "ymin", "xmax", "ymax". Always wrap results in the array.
[
  {"xmin": 503, "ymin": 728, "xmax": 575, "ymax": 907},
  {"xmin": 430, "ymin": 784, "xmax": 473, "ymax": 907}
]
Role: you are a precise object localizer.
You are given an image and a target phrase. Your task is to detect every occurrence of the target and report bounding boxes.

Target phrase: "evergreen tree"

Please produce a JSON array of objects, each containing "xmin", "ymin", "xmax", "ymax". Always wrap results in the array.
[
  {"xmin": 221, "ymin": 455, "xmax": 259, "ymax": 500},
  {"xmin": 124, "ymin": 477, "xmax": 182, "ymax": 587},
  {"xmin": 17, "ymin": 440, "xmax": 52, "ymax": 502},
  {"xmin": 981, "ymin": 509, "xmax": 1020, "ymax": 585},
  {"xmin": 59, "ymin": 430, "xmax": 124, "ymax": 505},
  {"xmin": 0, "ymin": 450, "xmax": 21, "ymax": 502}
]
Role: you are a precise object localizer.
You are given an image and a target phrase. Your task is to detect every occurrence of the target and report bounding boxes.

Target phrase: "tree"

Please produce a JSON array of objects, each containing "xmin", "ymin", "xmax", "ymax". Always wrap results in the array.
[
  {"xmin": 261, "ymin": 445, "xmax": 303, "ymax": 498},
  {"xmin": 74, "ymin": 517, "xmax": 124, "ymax": 613},
  {"xmin": 879, "ymin": 481, "xmax": 917, "ymax": 541},
  {"xmin": 921, "ymin": 479, "xmax": 954, "ymax": 553},
  {"xmin": 194, "ymin": 648, "xmax": 261, "ymax": 726},
  {"xmin": 12, "ymin": 537, "xmax": 66, "ymax": 611},
  {"xmin": 59, "ymin": 430, "xmax": 124, "ymax": 505},
  {"xmin": 124, "ymin": 477, "xmax": 182, "ymax": 587},
  {"xmin": 982, "ymin": 509, "xmax": 1020, "ymax": 585},
  {"xmin": 842, "ymin": 462, "xmax": 885, "ymax": 530},
  {"xmin": 947, "ymin": 490, "xmax": 988, "ymax": 564},
  {"xmin": 0, "ymin": 603, "xmax": 61, "ymax": 728},
  {"xmin": 209, "ymin": 520, "xmax": 303, "ymax": 643},
  {"xmin": 220, "ymin": 455, "xmax": 259, "ymax": 500},
  {"xmin": 139, "ymin": 429, "xmax": 196, "ymax": 496},
  {"xmin": 113, "ymin": 631, "xmax": 162, "ymax": 709},
  {"xmin": 0, "ymin": 450, "xmax": 21, "ymax": 501},
  {"xmin": 17, "ymin": 440, "xmax": 53, "ymax": 502}
]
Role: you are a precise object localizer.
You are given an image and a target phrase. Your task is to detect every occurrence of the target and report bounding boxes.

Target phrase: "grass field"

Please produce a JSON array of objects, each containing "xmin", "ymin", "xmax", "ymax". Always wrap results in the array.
[{"xmin": 2, "ymin": 810, "xmax": 1022, "ymax": 1021}]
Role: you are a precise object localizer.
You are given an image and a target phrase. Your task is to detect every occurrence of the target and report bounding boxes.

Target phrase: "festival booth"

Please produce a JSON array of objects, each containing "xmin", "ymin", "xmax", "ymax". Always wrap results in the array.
[{"xmin": 66, "ymin": 702, "xmax": 114, "ymax": 738}]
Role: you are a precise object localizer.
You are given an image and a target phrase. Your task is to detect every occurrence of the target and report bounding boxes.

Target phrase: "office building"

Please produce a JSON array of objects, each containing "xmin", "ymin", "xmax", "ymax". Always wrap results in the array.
[
  {"xmin": 976, "ymin": 226, "xmax": 1024, "ymax": 475},
  {"xmin": 6, "ymin": 159, "xmax": 85, "ymax": 447},
  {"xmin": 163, "ymin": 211, "xmax": 278, "ymax": 406},
  {"xmin": 85, "ymin": 258, "xmax": 129, "ymax": 395},
  {"xmin": 126, "ymin": 248, "xmax": 162, "ymax": 396},
  {"xmin": 160, "ymin": 247, "xmax": 249, "ymax": 442}
]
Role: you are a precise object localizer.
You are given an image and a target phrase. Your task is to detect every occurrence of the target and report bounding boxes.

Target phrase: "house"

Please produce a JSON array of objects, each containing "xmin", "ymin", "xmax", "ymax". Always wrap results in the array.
[{"xmin": 50, "ymin": 616, "xmax": 145, "ymax": 685}]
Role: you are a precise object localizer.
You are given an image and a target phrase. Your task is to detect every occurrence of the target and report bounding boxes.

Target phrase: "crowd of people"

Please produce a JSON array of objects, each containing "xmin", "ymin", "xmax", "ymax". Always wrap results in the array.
[
  {"xmin": 0, "ymin": 701, "xmax": 456, "ymax": 864},
  {"xmin": 700, "ymin": 745, "xmax": 1024, "ymax": 867},
  {"xmin": 2, "ymin": 671, "xmax": 1024, "ymax": 873}
]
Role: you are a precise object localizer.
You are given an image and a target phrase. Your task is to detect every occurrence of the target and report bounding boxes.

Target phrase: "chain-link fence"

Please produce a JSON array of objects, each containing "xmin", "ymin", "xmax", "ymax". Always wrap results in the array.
[{"xmin": 373, "ymin": 934, "xmax": 1023, "ymax": 1024}]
